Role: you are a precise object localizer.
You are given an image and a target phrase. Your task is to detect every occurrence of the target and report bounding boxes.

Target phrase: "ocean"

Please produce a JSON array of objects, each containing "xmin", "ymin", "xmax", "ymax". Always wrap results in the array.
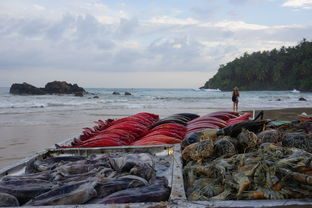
[
  {"xmin": 0, "ymin": 87, "xmax": 311, "ymax": 168},
  {"xmin": 1, "ymin": 87, "xmax": 312, "ymax": 114}
]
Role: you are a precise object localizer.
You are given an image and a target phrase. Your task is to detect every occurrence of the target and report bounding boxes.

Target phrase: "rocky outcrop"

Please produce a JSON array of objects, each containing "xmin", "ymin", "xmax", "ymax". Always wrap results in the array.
[
  {"xmin": 112, "ymin": 91, "xmax": 132, "ymax": 96},
  {"xmin": 44, "ymin": 81, "xmax": 86, "ymax": 94},
  {"xmin": 10, "ymin": 82, "xmax": 45, "ymax": 95},
  {"xmin": 10, "ymin": 81, "xmax": 86, "ymax": 96},
  {"xmin": 74, "ymin": 92, "xmax": 84, "ymax": 97}
]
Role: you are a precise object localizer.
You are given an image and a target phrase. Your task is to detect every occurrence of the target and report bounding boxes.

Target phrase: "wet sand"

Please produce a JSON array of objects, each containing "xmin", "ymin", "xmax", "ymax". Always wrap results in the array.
[
  {"xmin": 252, "ymin": 108, "xmax": 312, "ymax": 121},
  {"xmin": 0, "ymin": 107, "xmax": 311, "ymax": 169}
]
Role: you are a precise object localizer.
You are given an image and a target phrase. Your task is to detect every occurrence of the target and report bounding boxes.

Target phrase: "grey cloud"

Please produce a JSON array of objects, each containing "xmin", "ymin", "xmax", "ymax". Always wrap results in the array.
[
  {"xmin": 230, "ymin": 25, "xmax": 312, "ymax": 42},
  {"xmin": 0, "ymin": 7, "xmax": 311, "ymax": 76},
  {"xmin": 148, "ymin": 37, "xmax": 202, "ymax": 58},
  {"xmin": 137, "ymin": 22, "xmax": 235, "ymax": 43},
  {"xmin": 0, "ymin": 15, "xmax": 115, "ymax": 70},
  {"xmin": 95, "ymin": 39, "xmax": 115, "ymax": 50},
  {"xmin": 228, "ymin": 0, "xmax": 263, "ymax": 6},
  {"xmin": 228, "ymin": 0, "xmax": 249, "ymax": 5},
  {"xmin": 116, "ymin": 17, "xmax": 138, "ymax": 39},
  {"xmin": 190, "ymin": 7, "xmax": 217, "ymax": 20},
  {"xmin": 46, "ymin": 14, "xmax": 76, "ymax": 40},
  {"xmin": 19, "ymin": 19, "xmax": 49, "ymax": 37},
  {"xmin": 227, "ymin": 10, "xmax": 242, "ymax": 19},
  {"xmin": 146, "ymin": 37, "xmax": 209, "ymax": 71},
  {"xmin": 75, "ymin": 15, "xmax": 103, "ymax": 39},
  {"xmin": 113, "ymin": 48, "xmax": 142, "ymax": 66}
]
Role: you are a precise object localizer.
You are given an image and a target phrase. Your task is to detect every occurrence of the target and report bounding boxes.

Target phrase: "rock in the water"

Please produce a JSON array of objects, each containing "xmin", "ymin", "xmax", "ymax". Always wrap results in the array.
[
  {"xmin": 74, "ymin": 92, "xmax": 84, "ymax": 97},
  {"xmin": 112, "ymin": 92, "xmax": 120, "ymax": 95},
  {"xmin": 44, "ymin": 81, "xmax": 85, "ymax": 95},
  {"xmin": 9, "ymin": 81, "xmax": 86, "ymax": 95},
  {"xmin": 9, "ymin": 82, "xmax": 45, "ymax": 95},
  {"xmin": 299, "ymin": 97, "xmax": 307, "ymax": 101},
  {"xmin": 93, "ymin": 96, "xmax": 99, "ymax": 99},
  {"xmin": 125, "ymin": 92, "xmax": 132, "ymax": 96}
]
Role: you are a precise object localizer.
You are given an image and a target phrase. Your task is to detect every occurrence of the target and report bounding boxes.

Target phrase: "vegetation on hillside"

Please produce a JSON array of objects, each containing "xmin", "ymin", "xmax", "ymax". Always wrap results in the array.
[{"xmin": 202, "ymin": 39, "xmax": 312, "ymax": 91}]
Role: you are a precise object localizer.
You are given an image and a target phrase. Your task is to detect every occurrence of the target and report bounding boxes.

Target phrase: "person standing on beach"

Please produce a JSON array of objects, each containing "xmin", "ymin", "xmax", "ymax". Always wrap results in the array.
[{"xmin": 232, "ymin": 87, "xmax": 240, "ymax": 112}]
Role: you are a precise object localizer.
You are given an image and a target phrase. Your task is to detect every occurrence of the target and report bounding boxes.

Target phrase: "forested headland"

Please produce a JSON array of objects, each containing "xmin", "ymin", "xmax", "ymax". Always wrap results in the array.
[{"xmin": 202, "ymin": 39, "xmax": 312, "ymax": 91}]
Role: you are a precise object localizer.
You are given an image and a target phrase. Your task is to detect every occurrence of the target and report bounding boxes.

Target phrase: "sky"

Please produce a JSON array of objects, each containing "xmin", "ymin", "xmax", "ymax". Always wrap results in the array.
[{"xmin": 0, "ymin": 0, "xmax": 311, "ymax": 88}]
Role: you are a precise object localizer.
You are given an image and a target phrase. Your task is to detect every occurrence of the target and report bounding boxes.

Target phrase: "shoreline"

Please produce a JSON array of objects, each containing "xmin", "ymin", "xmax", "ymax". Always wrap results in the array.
[{"xmin": 0, "ymin": 107, "xmax": 311, "ymax": 169}]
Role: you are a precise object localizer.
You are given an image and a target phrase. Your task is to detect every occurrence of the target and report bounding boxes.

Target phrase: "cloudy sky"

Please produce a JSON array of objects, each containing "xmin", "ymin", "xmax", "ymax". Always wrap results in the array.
[{"xmin": 0, "ymin": 0, "xmax": 311, "ymax": 88}]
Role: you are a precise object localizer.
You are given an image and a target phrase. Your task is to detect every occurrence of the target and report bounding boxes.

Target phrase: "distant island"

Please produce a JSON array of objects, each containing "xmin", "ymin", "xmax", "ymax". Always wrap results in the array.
[
  {"xmin": 201, "ymin": 39, "xmax": 312, "ymax": 91},
  {"xmin": 10, "ymin": 81, "xmax": 86, "ymax": 96}
]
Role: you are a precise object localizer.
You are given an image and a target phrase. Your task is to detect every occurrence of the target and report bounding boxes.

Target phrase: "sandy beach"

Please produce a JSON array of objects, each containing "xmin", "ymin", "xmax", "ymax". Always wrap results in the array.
[
  {"xmin": 0, "ymin": 107, "xmax": 311, "ymax": 169},
  {"xmin": 257, "ymin": 108, "xmax": 312, "ymax": 121}
]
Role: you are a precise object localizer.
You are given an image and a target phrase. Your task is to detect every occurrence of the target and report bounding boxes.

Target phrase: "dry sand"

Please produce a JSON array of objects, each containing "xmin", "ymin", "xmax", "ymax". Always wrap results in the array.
[{"xmin": 0, "ymin": 107, "xmax": 311, "ymax": 169}]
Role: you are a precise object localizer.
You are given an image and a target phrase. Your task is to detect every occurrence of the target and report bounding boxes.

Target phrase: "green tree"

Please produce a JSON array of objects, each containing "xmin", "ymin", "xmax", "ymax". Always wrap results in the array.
[{"xmin": 202, "ymin": 39, "xmax": 312, "ymax": 91}]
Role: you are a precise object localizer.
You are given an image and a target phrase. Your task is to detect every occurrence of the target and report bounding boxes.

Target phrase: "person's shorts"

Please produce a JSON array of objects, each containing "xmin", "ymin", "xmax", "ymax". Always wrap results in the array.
[{"xmin": 232, "ymin": 97, "xmax": 238, "ymax": 103}]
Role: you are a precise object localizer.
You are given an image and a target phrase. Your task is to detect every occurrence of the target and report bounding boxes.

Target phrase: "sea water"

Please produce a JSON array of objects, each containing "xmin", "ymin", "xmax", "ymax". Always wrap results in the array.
[{"xmin": 1, "ymin": 87, "xmax": 312, "ymax": 114}]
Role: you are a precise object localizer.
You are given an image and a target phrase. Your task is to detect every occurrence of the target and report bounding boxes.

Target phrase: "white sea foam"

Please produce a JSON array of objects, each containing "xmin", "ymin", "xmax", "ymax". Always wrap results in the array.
[
  {"xmin": 203, "ymin": 88, "xmax": 221, "ymax": 92},
  {"xmin": 291, "ymin": 89, "xmax": 300, "ymax": 93}
]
